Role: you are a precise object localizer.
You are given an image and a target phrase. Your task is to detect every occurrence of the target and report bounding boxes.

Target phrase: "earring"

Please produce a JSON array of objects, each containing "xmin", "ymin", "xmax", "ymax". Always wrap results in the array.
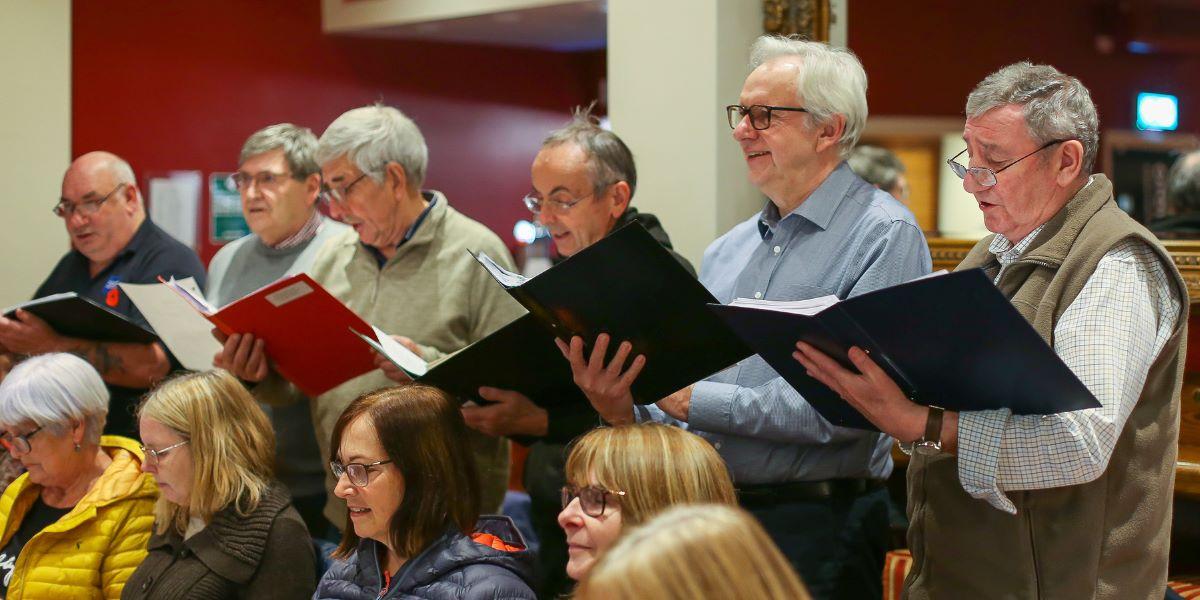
[{"xmin": 74, "ymin": 443, "xmax": 81, "ymax": 452}]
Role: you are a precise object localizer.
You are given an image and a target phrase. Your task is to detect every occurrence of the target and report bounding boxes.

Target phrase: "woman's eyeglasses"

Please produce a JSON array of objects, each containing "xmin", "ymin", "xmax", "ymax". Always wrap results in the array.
[{"xmin": 561, "ymin": 484, "xmax": 626, "ymax": 517}]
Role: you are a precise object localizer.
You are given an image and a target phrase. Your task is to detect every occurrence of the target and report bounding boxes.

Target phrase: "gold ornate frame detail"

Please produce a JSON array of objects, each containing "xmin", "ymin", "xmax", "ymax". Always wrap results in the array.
[{"xmin": 763, "ymin": 0, "xmax": 831, "ymax": 41}]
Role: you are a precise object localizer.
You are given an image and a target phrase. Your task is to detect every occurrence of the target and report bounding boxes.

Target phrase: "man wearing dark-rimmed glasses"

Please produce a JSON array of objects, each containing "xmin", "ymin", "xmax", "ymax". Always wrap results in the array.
[
  {"xmin": 794, "ymin": 62, "xmax": 1187, "ymax": 599},
  {"xmin": 0, "ymin": 151, "xmax": 205, "ymax": 438}
]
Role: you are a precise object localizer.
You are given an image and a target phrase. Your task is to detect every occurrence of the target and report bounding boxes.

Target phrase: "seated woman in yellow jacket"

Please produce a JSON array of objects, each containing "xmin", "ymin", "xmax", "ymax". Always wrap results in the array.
[{"xmin": 0, "ymin": 353, "xmax": 157, "ymax": 599}]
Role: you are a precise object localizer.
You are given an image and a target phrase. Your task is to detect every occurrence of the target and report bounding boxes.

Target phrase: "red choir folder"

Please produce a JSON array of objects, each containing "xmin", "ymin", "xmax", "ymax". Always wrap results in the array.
[{"xmin": 162, "ymin": 273, "xmax": 380, "ymax": 396}]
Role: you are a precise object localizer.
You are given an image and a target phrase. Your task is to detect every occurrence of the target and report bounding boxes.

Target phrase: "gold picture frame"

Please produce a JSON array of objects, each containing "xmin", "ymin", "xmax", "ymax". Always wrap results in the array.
[{"xmin": 763, "ymin": 0, "xmax": 831, "ymax": 41}]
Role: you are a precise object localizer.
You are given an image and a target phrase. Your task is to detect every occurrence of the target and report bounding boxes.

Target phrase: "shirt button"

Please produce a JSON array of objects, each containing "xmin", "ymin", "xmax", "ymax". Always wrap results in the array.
[
  {"xmin": 773, "ymin": 245, "xmax": 781, "ymax": 254},
  {"xmin": 754, "ymin": 292, "xmax": 763, "ymax": 299},
  {"xmin": 714, "ymin": 441, "xmax": 723, "ymax": 450}
]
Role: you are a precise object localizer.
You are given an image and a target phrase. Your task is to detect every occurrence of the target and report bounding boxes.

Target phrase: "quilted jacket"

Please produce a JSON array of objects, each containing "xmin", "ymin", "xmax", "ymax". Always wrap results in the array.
[{"xmin": 0, "ymin": 435, "xmax": 157, "ymax": 599}]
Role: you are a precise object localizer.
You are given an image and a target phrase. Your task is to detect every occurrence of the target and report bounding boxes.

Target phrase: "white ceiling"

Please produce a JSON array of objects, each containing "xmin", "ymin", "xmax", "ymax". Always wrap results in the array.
[{"xmin": 353, "ymin": 0, "xmax": 607, "ymax": 52}]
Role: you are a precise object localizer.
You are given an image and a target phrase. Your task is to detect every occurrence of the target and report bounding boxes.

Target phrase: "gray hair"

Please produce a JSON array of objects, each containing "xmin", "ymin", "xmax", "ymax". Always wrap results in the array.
[
  {"xmin": 542, "ymin": 105, "xmax": 637, "ymax": 198},
  {"xmin": 0, "ymin": 353, "xmax": 109, "ymax": 444},
  {"xmin": 239, "ymin": 123, "xmax": 320, "ymax": 179},
  {"xmin": 966, "ymin": 62, "xmax": 1099, "ymax": 173},
  {"xmin": 316, "ymin": 104, "xmax": 428, "ymax": 191},
  {"xmin": 749, "ymin": 35, "xmax": 868, "ymax": 158},
  {"xmin": 1168, "ymin": 150, "xmax": 1200, "ymax": 212},
  {"xmin": 848, "ymin": 145, "xmax": 906, "ymax": 191}
]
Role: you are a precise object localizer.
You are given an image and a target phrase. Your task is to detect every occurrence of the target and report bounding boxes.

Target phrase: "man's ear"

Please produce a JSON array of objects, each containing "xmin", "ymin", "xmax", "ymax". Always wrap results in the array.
[
  {"xmin": 384, "ymin": 162, "xmax": 409, "ymax": 201},
  {"xmin": 1054, "ymin": 140, "xmax": 1085, "ymax": 187},
  {"xmin": 608, "ymin": 181, "xmax": 632, "ymax": 218},
  {"xmin": 814, "ymin": 114, "xmax": 847, "ymax": 155},
  {"xmin": 120, "ymin": 182, "xmax": 140, "ymax": 216},
  {"xmin": 303, "ymin": 173, "xmax": 322, "ymax": 208}
]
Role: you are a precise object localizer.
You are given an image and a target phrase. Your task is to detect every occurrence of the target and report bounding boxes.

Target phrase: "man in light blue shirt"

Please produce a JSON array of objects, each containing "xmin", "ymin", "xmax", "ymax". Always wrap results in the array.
[{"xmin": 565, "ymin": 36, "xmax": 930, "ymax": 599}]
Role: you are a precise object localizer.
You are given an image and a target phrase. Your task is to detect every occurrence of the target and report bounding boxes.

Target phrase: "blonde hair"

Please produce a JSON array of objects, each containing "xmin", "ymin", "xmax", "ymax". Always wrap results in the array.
[
  {"xmin": 139, "ymin": 370, "xmax": 275, "ymax": 535},
  {"xmin": 564, "ymin": 424, "xmax": 736, "ymax": 527},
  {"xmin": 575, "ymin": 504, "xmax": 812, "ymax": 600}
]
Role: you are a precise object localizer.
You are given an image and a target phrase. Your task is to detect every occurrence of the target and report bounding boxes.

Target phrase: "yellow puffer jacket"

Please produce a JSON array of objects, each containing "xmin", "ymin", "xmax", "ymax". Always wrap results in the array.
[{"xmin": 0, "ymin": 435, "xmax": 157, "ymax": 599}]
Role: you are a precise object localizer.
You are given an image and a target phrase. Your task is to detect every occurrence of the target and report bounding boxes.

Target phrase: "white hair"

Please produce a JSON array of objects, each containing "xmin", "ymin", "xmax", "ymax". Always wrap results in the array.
[
  {"xmin": 966, "ymin": 62, "xmax": 1099, "ymax": 173},
  {"xmin": 316, "ymin": 104, "xmax": 429, "ymax": 191},
  {"xmin": 0, "ymin": 353, "xmax": 109, "ymax": 444},
  {"xmin": 749, "ymin": 35, "xmax": 869, "ymax": 158}
]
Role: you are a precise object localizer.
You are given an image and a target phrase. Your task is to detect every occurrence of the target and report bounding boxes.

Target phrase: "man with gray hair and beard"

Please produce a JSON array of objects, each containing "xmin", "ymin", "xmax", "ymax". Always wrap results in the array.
[
  {"xmin": 795, "ymin": 63, "xmax": 1188, "ymax": 599},
  {"xmin": 221, "ymin": 105, "xmax": 524, "ymax": 532},
  {"xmin": 574, "ymin": 36, "xmax": 931, "ymax": 599}
]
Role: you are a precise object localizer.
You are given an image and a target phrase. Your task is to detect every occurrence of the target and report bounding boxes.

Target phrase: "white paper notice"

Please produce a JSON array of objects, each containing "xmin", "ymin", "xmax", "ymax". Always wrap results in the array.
[
  {"xmin": 148, "ymin": 172, "xmax": 202, "ymax": 249},
  {"xmin": 120, "ymin": 278, "xmax": 221, "ymax": 371}
]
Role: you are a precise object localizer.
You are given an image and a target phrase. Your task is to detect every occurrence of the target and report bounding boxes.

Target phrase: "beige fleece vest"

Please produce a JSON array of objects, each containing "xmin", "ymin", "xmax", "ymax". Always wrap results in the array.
[{"xmin": 904, "ymin": 175, "xmax": 1188, "ymax": 600}]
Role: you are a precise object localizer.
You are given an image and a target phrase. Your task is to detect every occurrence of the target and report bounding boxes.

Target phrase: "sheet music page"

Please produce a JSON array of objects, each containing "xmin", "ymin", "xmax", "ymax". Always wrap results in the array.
[
  {"xmin": 351, "ymin": 326, "xmax": 429, "ymax": 378},
  {"xmin": 120, "ymin": 278, "xmax": 222, "ymax": 371},
  {"xmin": 727, "ymin": 294, "xmax": 841, "ymax": 316},
  {"xmin": 473, "ymin": 251, "xmax": 528, "ymax": 288}
]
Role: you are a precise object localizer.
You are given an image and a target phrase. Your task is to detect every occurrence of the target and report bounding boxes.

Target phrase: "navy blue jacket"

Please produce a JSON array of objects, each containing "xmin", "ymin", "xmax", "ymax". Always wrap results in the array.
[{"xmin": 314, "ymin": 516, "xmax": 536, "ymax": 600}]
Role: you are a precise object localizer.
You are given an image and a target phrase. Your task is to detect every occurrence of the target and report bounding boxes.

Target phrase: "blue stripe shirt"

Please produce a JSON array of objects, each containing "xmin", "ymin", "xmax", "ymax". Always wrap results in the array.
[{"xmin": 640, "ymin": 162, "xmax": 932, "ymax": 483}]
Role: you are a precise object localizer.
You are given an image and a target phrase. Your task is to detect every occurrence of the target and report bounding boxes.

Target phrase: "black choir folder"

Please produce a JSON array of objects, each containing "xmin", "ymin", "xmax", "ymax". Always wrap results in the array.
[
  {"xmin": 3, "ymin": 293, "xmax": 157, "ymax": 344},
  {"xmin": 707, "ymin": 269, "xmax": 1100, "ymax": 431},
  {"xmin": 365, "ymin": 222, "xmax": 750, "ymax": 406}
]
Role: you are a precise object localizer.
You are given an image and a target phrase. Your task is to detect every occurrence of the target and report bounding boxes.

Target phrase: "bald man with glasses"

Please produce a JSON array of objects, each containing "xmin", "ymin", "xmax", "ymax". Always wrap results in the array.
[{"xmin": 0, "ymin": 151, "xmax": 205, "ymax": 437}]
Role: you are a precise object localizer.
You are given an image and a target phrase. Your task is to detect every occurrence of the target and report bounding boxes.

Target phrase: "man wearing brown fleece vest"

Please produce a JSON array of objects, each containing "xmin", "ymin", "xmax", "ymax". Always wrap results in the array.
[{"xmin": 794, "ymin": 63, "xmax": 1188, "ymax": 599}]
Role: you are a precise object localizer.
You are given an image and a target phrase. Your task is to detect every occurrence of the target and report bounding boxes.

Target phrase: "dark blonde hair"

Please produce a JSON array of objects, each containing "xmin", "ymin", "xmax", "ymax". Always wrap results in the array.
[
  {"xmin": 138, "ymin": 370, "xmax": 274, "ymax": 535},
  {"xmin": 575, "ymin": 504, "xmax": 812, "ymax": 600},
  {"xmin": 564, "ymin": 423, "xmax": 736, "ymax": 527},
  {"xmin": 330, "ymin": 384, "xmax": 480, "ymax": 558}
]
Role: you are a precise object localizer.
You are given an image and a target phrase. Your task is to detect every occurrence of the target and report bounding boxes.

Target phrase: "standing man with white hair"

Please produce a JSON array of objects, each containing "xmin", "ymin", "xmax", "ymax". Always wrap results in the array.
[
  {"xmin": 221, "ymin": 105, "xmax": 524, "ymax": 531},
  {"xmin": 208, "ymin": 123, "xmax": 350, "ymax": 538},
  {"xmin": 0, "ymin": 151, "xmax": 206, "ymax": 438},
  {"xmin": 573, "ymin": 36, "xmax": 931, "ymax": 599},
  {"xmin": 795, "ymin": 63, "xmax": 1188, "ymax": 599}
]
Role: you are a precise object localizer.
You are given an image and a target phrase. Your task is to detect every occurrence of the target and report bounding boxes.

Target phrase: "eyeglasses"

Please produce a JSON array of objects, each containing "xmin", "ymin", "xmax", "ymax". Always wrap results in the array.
[
  {"xmin": 229, "ymin": 170, "xmax": 295, "ymax": 192},
  {"xmin": 947, "ymin": 139, "xmax": 1070, "ymax": 189},
  {"xmin": 318, "ymin": 172, "xmax": 370, "ymax": 207},
  {"xmin": 330, "ymin": 458, "xmax": 393, "ymax": 487},
  {"xmin": 140, "ymin": 440, "xmax": 189, "ymax": 465},
  {"xmin": 561, "ymin": 484, "xmax": 626, "ymax": 518},
  {"xmin": 53, "ymin": 183, "xmax": 126, "ymax": 218},
  {"xmin": 523, "ymin": 191, "xmax": 593, "ymax": 216},
  {"xmin": 0, "ymin": 426, "xmax": 43, "ymax": 455},
  {"xmin": 726, "ymin": 104, "xmax": 809, "ymax": 130}
]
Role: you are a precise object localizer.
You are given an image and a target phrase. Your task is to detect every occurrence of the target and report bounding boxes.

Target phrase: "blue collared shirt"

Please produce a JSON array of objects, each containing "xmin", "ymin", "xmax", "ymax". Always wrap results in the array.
[{"xmin": 640, "ymin": 162, "xmax": 932, "ymax": 483}]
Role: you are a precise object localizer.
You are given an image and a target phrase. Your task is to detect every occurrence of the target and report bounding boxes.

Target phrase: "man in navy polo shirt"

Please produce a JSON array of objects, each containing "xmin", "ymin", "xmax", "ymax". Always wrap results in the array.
[{"xmin": 0, "ymin": 151, "xmax": 205, "ymax": 437}]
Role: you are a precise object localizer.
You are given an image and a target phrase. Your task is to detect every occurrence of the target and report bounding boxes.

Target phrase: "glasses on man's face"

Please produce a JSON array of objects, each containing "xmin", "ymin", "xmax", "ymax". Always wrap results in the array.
[
  {"xmin": 318, "ymin": 172, "xmax": 370, "ymax": 207},
  {"xmin": 561, "ymin": 484, "xmax": 626, "ymax": 518},
  {"xmin": 726, "ymin": 104, "xmax": 809, "ymax": 131},
  {"xmin": 523, "ymin": 191, "xmax": 593, "ymax": 216},
  {"xmin": 0, "ymin": 426, "xmax": 43, "ymax": 455},
  {"xmin": 946, "ymin": 139, "xmax": 1070, "ymax": 189},
  {"xmin": 140, "ymin": 439, "xmax": 189, "ymax": 466},
  {"xmin": 330, "ymin": 458, "xmax": 393, "ymax": 487},
  {"xmin": 53, "ymin": 183, "xmax": 126, "ymax": 218},
  {"xmin": 229, "ymin": 170, "xmax": 294, "ymax": 192}
]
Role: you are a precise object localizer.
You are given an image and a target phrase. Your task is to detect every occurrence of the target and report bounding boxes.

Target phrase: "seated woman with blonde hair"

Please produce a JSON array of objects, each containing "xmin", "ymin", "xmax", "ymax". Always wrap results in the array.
[
  {"xmin": 122, "ymin": 369, "xmax": 315, "ymax": 599},
  {"xmin": 0, "ymin": 353, "xmax": 157, "ymax": 599},
  {"xmin": 557, "ymin": 423, "xmax": 736, "ymax": 581},
  {"xmin": 574, "ymin": 504, "xmax": 812, "ymax": 600},
  {"xmin": 315, "ymin": 384, "xmax": 535, "ymax": 599}
]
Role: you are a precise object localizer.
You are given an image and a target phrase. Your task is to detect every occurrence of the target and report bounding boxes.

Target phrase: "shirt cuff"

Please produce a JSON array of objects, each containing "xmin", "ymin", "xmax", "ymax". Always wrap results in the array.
[
  {"xmin": 957, "ymin": 408, "xmax": 1017, "ymax": 514},
  {"xmin": 687, "ymin": 381, "xmax": 737, "ymax": 432}
]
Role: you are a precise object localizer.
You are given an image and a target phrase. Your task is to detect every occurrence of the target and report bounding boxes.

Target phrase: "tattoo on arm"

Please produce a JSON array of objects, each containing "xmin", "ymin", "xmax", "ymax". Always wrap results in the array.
[{"xmin": 85, "ymin": 342, "xmax": 126, "ymax": 378}]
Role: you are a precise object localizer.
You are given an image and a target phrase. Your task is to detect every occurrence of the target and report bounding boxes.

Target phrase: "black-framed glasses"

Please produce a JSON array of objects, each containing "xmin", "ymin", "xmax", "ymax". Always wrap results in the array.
[
  {"xmin": 726, "ymin": 104, "xmax": 809, "ymax": 130},
  {"xmin": 561, "ymin": 484, "xmax": 626, "ymax": 518},
  {"xmin": 947, "ymin": 139, "xmax": 1070, "ymax": 189},
  {"xmin": 319, "ymin": 172, "xmax": 370, "ymax": 207},
  {"xmin": 0, "ymin": 426, "xmax": 43, "ymax": 455},
  {"xmin": 229, "ymin": 170, "xmax": 295, "ymax": 192},
  {"xmin": 330, "ymin": 458, "xmax": 393, "ymax": 487},
  {"xmin": 140, "ymin": 440, "xmax": 189, "ymax": 466},
  {"xmin": 53, "ymin": 183, "xmax": 126, "ymax": 218}
]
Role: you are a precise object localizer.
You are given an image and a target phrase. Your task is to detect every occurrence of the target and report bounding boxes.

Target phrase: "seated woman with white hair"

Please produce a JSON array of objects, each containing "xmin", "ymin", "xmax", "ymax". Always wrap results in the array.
[{"xmin": 0, "ymin": 353, "xmax": 157, "ymax": 599}]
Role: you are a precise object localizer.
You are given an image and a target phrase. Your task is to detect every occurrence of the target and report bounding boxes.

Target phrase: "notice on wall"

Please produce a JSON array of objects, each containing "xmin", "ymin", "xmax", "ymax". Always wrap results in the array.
[
  {"xmin": 209, "ymin": 172, "xmax": 248, "ymax": 243},
  {"xmin": 148, "ymin": 171, "xmax": 202, "ymax": 249}
]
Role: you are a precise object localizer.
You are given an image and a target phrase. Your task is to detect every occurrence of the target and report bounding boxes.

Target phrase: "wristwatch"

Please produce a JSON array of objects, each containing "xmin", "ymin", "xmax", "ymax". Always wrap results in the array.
[{"xmin": 898, "ymin": 405, "xmax": 945, "ymax": 456}]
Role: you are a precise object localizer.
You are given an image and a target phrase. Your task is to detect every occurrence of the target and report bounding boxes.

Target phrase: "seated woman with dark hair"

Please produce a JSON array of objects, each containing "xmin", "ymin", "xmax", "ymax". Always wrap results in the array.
[
  {"xmin": 123, "ymin": 370, "xmax": 316, "ymax": 599},
  {"xmin": 0, "ymin": 353, "xmax": 157, "ymax": 599},
  {"xmin": 315, "ymin": 384, "xmax": 535, "ymax": 600},
  {"xmin": 558, "ymin": 423, "xmax": 737, "ymax": 582}
]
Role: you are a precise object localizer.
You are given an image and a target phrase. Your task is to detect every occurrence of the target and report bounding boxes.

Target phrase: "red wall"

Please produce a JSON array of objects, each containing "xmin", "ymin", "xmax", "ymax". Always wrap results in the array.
[
  {"xmin": 849, "ymin": 0, "xmax": 1200, "ymax": 134},
  {"xmin": 72, "ymin": 0, "xmax": 604, "ymax": 262}
]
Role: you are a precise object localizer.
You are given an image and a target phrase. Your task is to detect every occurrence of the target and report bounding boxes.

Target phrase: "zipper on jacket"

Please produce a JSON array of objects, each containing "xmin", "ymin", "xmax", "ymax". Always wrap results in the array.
[{"xmin": 1024, "ymin": 496, "xmax": 1042, "ymax": 599}]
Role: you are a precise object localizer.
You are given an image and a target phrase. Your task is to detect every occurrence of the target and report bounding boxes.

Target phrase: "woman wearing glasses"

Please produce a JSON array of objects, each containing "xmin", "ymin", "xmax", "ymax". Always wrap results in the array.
[
  {"xmin": 557, "ymin": 423, "xmax": 737, "ymax": 582},
  {"xmin": 0, "ymin": 353, "xmax": 157, "ymax": 599},
  {"xmin": 122, "ymin": 370, "xmax": 315, "ymax": 599},
  {"xmin": 315, "ymin": 384, "xmax": 535, "ymax": 600}
]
